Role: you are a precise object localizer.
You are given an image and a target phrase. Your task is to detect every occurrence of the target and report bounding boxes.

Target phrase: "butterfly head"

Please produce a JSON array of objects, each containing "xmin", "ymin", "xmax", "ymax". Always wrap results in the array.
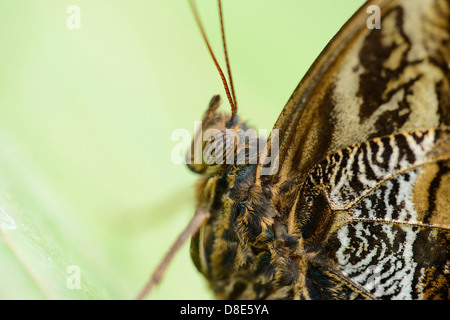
[{"xmin": 186, "ymin": 95, "xmax": 259, "ymax": 176}]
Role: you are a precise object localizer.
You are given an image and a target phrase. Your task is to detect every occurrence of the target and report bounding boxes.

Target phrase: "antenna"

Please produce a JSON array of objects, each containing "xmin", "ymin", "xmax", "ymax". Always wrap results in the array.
[
  {"xmin": 188, "ymin": 0, "xmax": 238, "ymax": 122},
  {"xmin": 135, "ymin": 209, "xmax": 210, "ymax": 300},
  {"xmin": 135, "ymin": 1, "xmax": 238, "ymax": 300},
  {"xmin": 218, "ymin": 0, "xmax": 237, "ymax": 114}
]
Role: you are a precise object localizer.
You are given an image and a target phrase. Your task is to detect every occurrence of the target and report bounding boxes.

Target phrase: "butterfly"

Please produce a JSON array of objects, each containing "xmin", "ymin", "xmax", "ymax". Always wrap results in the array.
[{"xmin": 139, "ymin": 0, "xmax": 450, "ymax": 300}]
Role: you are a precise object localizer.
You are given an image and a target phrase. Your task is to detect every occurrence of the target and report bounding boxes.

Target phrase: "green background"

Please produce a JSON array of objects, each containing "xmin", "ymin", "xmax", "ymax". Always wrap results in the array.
[{"xmin": 0, "ymin": 0, "xmax": 364, "ymax": 299}]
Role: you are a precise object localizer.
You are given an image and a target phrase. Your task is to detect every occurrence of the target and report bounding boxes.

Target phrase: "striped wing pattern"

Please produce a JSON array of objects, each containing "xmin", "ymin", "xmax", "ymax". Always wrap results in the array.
[
  {"xmin": 260, "ymin": 0, "xmax": 450, "ymax": 299},
  {"xmin": 297, "ymin": 129, "xmax": 450, "ymax": 299}
]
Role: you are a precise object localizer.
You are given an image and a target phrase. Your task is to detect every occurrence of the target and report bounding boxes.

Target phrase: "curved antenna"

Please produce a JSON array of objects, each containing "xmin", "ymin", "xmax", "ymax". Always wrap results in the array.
[
  {"xmin": 135, "ymin": 208, "xmax": 210, "ymax": 300},
  {"xmin": 218, "ymin": 0, "xmax": 237, "ymax": 114},
  {"xmin": 188, "ymin": 0, "xmax": 237, "ymax": 121}
]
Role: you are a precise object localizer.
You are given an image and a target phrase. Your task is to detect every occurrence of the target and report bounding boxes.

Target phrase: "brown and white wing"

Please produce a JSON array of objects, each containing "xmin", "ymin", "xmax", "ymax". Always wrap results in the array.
[
  {"xmin": 296, "ymin": 128, "xmax": 450, "ymax": 299},
  {"xmin": 257, "ymin": 0, "xmax": 450, "ymax": 299},
  {"xmin": 257, "ymin": 0, "xmax": 450, "ymax": 182}
]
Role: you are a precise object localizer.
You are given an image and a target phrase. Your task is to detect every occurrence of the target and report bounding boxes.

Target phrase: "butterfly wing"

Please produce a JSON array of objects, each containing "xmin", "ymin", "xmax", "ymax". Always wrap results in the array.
[
  {"xmin": 258, "ymin": 0, "xmax": 450, "ymax": 181},
  {"xmin": 298, "ymin": 128, "xmax": 450, "ymax": 299},
  {"xmin": 256, "ymin": 0, "xmax": 450, "ymax": 299}
]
